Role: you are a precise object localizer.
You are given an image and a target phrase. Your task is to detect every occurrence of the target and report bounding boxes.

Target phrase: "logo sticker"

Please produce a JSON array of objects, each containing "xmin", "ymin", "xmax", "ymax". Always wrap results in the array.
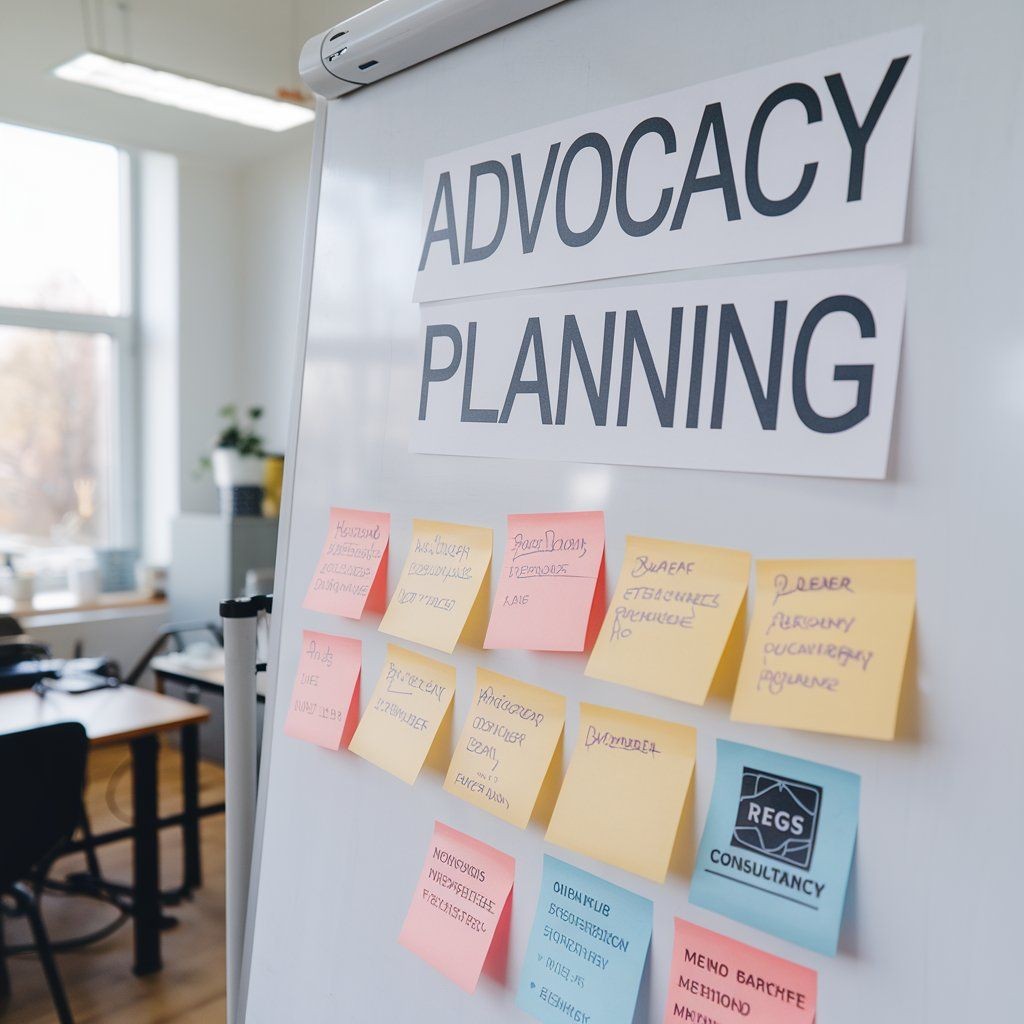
[{"xmin": 730, "ymin": 767, "xmax": 822, "ymax": 870}]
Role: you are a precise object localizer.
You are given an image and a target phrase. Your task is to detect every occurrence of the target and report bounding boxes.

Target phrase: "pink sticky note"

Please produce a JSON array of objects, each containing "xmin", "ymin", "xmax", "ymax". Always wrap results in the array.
[
  {"xmin": 484, "ymin": 511, "xmax": 606, "ymax": 651},
  {"xmin": 398, "ymin": 821, "xmax": 515, "ymax": 993},
  {"xmin": 664, "ymin": 919, "xmax": 817, "ymax": 1024},
  {"xmin": 283, "ymin": 630, "xmax": 361, "ymax": 750},
  {"xmin": 303, "ymin": 508, "xmax": 390, "ymax": 619}
]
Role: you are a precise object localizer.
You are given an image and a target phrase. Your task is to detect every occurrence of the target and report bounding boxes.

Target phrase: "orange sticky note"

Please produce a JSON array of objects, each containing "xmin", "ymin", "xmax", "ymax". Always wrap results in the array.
[
  {"xmin": 484, "ymin": 511, "xmax": 606, "ymax": 651},
  {"xmin": 663, "ymin": 918, "xmax": 817, "ymax": 1024},
  {"xmin": 545, "ymin": 702, "xmax": 696, "ymax": 882},
  {"xmin": 731, "ymin": 559, "xmax": 916, "ymax": 739},
  {"xmin": 303, "ymin": 508, "xmax": 390, "ymax": 619},
  {"xmin": 283, "ymin": 630, "xmax": 361, "ymax": 750},
  {"xmin": 380, "ymin": 519, "xmax": 492, "ymax": 653},
  {"xmin": 349, "ymin": 644, "xmax": 455, "ymax": 784},
  {"xmin": 398, "ymin": 820, "xmax": 515, "ymax": 993},
  {"xmin": 444, "ymin": 668, "xmax": 565, "ymax": 828}
]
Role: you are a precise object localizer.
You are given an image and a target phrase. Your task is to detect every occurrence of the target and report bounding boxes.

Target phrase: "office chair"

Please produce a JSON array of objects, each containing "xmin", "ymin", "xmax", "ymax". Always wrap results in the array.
[
  {"xmin": 0, "ymin": 615, "xmax": 23, "ymax": 641},
  {"xmin": 0, "ymin": 721, "xmax": 88, "ymax": 1024}
]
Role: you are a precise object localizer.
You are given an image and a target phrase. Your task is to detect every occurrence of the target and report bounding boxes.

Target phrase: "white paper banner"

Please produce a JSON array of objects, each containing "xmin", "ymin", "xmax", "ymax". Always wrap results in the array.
[
  {"xmin": 411, "ymin": 267, "xmax": 907, "ymax": 479},
  {"xmin": 414, "ymin": 28, "xmax": 921, "ymax": 302}
]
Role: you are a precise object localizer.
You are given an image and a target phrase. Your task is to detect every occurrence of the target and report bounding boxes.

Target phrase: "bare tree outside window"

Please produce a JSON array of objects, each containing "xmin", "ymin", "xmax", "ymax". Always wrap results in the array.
[{"xmin": 0, "ymin": 327, "xmax": 113, "ymax": 546}]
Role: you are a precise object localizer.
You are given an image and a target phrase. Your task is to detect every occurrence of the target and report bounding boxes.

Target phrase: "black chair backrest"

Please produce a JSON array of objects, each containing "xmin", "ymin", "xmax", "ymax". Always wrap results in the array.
[
  {"xmin": 0, "ymin": 722, "xmax": 88, "ymax": 889},
  {"xmin": 0, "ymin": 614, "xmax": 24, "ymax": 639}
]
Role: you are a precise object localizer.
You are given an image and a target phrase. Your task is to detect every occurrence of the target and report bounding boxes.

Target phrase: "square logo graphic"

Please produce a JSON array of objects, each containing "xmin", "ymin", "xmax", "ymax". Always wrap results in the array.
[
  {"xmin": 691, "ymin": 741, "xmax": 859, "ymax": 955},
  {"xmin": 730, "ymin": 767, "xmax": 822, "ymax": 870}
]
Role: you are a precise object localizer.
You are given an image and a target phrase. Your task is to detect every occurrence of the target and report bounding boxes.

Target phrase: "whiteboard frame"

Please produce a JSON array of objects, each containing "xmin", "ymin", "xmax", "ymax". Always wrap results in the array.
[{"xmin": 236, "ymin": 97, "xmax": 327, "ymax": 1024}]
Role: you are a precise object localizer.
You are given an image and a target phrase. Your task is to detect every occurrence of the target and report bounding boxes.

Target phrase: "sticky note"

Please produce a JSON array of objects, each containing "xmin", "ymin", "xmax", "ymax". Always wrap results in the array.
[
  {"xmin": 444, "ymin": 668, "xmax": 565, "ymax": 828},
  {"xmin": 484, "ymin": 511, "xmax": 606, "ymax": 651},
  {"xmin": 283, "ymin": 630, "xmax": 361, "ymax": 750},
  {"xmin": 689, "ymin": 739, "xmax": 860, "ymax": 956},
  {"xmin": 349, "ymin": 644, "xmax": 455, "ymax": 784},
  {"xmin": 587, "ymin": 535, "xmax": 750, "ymax": 705},
  {"xmin": 517, "ymin": 856, "xmax": 652, "ymax": 1024},
  {"xmin": 546, "ymin": 703, "xmax": 696, "ymax": 882},
  {"xmin": 303, "ymin": 507, "xmax": 390, "ymax": 619},
  {"xmin": 398, "ymin": 820, "xmax": 515, "ymax": 993},
  {"xmin": 379, "ymin": 519, "xmax": 492, "ymax": 653},
  {"xmin": 663, "ymin": 918, "xmax": 817, "ymax": 1024},
  {"xmin": 730, "ymin": 559, "xmax": 915, "ymax": 739}
]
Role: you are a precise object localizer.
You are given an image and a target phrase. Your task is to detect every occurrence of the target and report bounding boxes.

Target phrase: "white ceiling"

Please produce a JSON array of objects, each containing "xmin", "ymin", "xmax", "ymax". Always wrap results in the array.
[{"xmin": 0, "ymin": 0, "xmax": 374, "ymax": 164}]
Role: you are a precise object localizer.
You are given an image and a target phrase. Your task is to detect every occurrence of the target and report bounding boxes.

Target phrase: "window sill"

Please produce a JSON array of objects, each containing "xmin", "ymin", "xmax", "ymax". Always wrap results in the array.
[{"xmin": 0, "ymin": 590, "xmax": 167, "ymax": 625}]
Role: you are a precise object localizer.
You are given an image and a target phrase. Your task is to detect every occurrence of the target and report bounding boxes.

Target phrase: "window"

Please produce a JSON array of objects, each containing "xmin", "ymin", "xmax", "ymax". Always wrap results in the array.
[{"xmin": 0, "ymin": 122, "xmax": 134, "ymax": 566}]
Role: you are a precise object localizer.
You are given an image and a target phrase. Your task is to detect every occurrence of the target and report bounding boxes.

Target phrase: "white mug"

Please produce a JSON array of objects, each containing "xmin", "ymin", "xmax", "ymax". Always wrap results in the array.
[{"xmin": 69, "ymin": 564, "xmax": 100, "ymax": 604}]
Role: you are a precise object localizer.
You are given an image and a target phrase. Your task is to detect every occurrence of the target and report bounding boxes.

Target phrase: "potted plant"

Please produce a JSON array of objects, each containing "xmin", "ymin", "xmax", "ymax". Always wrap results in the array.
[{"xmin": 199, "ymin": 405, "xmax": 267, "ymax": 516}]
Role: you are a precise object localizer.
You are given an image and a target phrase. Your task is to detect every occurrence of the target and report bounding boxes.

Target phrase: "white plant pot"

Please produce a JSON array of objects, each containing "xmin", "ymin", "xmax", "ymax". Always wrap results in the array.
[
  {"xmin": 9, "ymin": 574, "xmax": 34, "ymax": 605},
  {"xmin": 211, "ymin": 448, "xmax": 266, "ymax": 488}
]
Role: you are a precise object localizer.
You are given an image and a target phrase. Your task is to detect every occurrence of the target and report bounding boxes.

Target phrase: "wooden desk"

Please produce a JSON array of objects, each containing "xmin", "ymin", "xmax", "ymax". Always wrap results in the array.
[
  {"xmin": 0, "ymin": 686, "xmax": 210, "ymax": 976},
  {"xmin": 0, "ymin": 685, "xmax": 207, "ymax": 744}
]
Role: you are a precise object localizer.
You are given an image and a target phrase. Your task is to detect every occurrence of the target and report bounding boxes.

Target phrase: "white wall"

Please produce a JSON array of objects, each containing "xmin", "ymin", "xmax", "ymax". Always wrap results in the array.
[
  {"xmin": 238, "ymin": 141, "xmax": 314, "ymax": 453},
  {"xmin": 177, "ymin": 158, "xmax": 246, "ymax": 514},
  {"xmin": 137, "ymin": 153, "xmax": 251, "ymax": 560}
]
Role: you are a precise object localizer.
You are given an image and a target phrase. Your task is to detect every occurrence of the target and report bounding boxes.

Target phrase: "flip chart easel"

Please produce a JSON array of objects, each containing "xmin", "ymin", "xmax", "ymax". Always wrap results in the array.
[{"xmin": 237, "ymin": 2, "xmax": 1024, "ymax": 1021}]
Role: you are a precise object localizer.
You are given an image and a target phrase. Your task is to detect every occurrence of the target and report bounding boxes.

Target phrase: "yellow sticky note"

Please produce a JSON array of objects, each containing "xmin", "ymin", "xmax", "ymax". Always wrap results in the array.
[
  {"xmin": 730, "ymin": 559, "xmax": 915, "ymax": 740},
  {"xmin": 379, "ymin": 519, "xmax": 492, "ymax": 654},
  {"xmin": 445, "ymin": 668, "xmax": 565, "ymax": 829},
  {"xmin": 349, "ymin": 644, "xmax": 456, "ymax": 784},
  {"xmin": 546, "ymin": 703, "xmax": 696, "ymax": 882},
  {"xmin": 586, "ymin": 536, "xmax": 750, "ymax": 705}
]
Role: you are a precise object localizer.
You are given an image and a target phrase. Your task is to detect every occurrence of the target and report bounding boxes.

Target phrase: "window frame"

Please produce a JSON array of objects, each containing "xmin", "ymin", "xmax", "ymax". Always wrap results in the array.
[{"xmin": 0, "ymin": 135, "xmax": 138, "ymax": 552}]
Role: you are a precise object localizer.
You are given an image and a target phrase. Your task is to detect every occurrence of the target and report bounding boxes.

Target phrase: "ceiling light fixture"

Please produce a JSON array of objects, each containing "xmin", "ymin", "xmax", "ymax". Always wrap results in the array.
[{"xmin": 53, "ymin": 52, "xmax": 315, "ymax": 132}]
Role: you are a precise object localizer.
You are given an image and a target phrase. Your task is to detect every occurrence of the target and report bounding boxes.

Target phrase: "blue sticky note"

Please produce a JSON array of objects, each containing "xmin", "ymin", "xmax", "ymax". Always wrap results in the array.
[
  {"xmin": 689, "ymin": 739, "xmax": 860, "ymax": 956},
  {"xmin": 517, "ymin": 856, "xmax": 652, "ymax": 1024}
]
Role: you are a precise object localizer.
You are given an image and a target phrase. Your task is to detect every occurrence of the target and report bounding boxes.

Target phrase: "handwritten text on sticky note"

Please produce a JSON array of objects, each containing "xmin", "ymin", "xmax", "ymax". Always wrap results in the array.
[
  {"xmin": 398, "ymin": 820, "xmax": 514, "ymax": 993},
  {"xmin": 445, "ymin": 668, "xmax": 564, "ymax": 828},
  {"xmin": 731, "ymin": 559, "xmax": 915, "ymax": 739},
  {"xmin": 380, "ymin": 519, "xmax": 492, "ymax": 653},
  {"xmin": 283, "ymin": 630, "xmax": 361, "ymax": 750},
  {"xmin": 303, "ymin": 508, "xmax": 389, "ymax": 619},
  {"xmin": 546, "ymin": 703, "xmax": 696, "ymax": 882},
  {"xmin": 485, "ymin": 511, "xmax": 605, "ymax": 652},
  {"xmin": 517, "ymin": 856, "xmax": 652, "ymax": 1024},
  {"xmin": 349, "ymin": 644, "xmax": 455, "ymax": 784},
  {"xmin": 587, "ymin": 535, "xmax": 749, "ymax": 705},
  {"xmin": 664, "ymin": 918, "xmax": 817, "ymax": 1024}
]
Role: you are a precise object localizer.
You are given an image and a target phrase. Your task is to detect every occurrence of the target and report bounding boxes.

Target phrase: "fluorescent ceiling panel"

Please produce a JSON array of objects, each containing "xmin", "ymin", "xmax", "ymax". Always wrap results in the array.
[{"xmin": 53, "ymin": 52, "xmax": 315, "ymax": 132}]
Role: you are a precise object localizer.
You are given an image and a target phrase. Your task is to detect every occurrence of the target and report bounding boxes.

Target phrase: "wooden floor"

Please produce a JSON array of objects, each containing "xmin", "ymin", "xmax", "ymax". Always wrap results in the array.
[{"xmin": 3, "ymin": 743, "xmax": 227, "ymax": 1023}]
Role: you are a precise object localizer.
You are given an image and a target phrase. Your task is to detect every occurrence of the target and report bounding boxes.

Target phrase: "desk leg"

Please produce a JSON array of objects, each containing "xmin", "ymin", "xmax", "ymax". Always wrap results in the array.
[
  {"xmin": 0, "ymin": 910, "xmax": 10, "ymax": 1001},
  {"xmin": 130, "ymin": 734, "xmax": 162, "ymax": 976},
  {"xmin": 181, "ymin": 723, "xmax": 202, "ymax": 891}
]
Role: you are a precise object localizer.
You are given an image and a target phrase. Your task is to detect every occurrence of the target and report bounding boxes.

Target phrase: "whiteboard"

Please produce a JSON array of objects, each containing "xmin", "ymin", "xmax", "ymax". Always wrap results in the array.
[{"xmin": 239, "ymin": 1, "xmax": 1023, "ymax": 1021}]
